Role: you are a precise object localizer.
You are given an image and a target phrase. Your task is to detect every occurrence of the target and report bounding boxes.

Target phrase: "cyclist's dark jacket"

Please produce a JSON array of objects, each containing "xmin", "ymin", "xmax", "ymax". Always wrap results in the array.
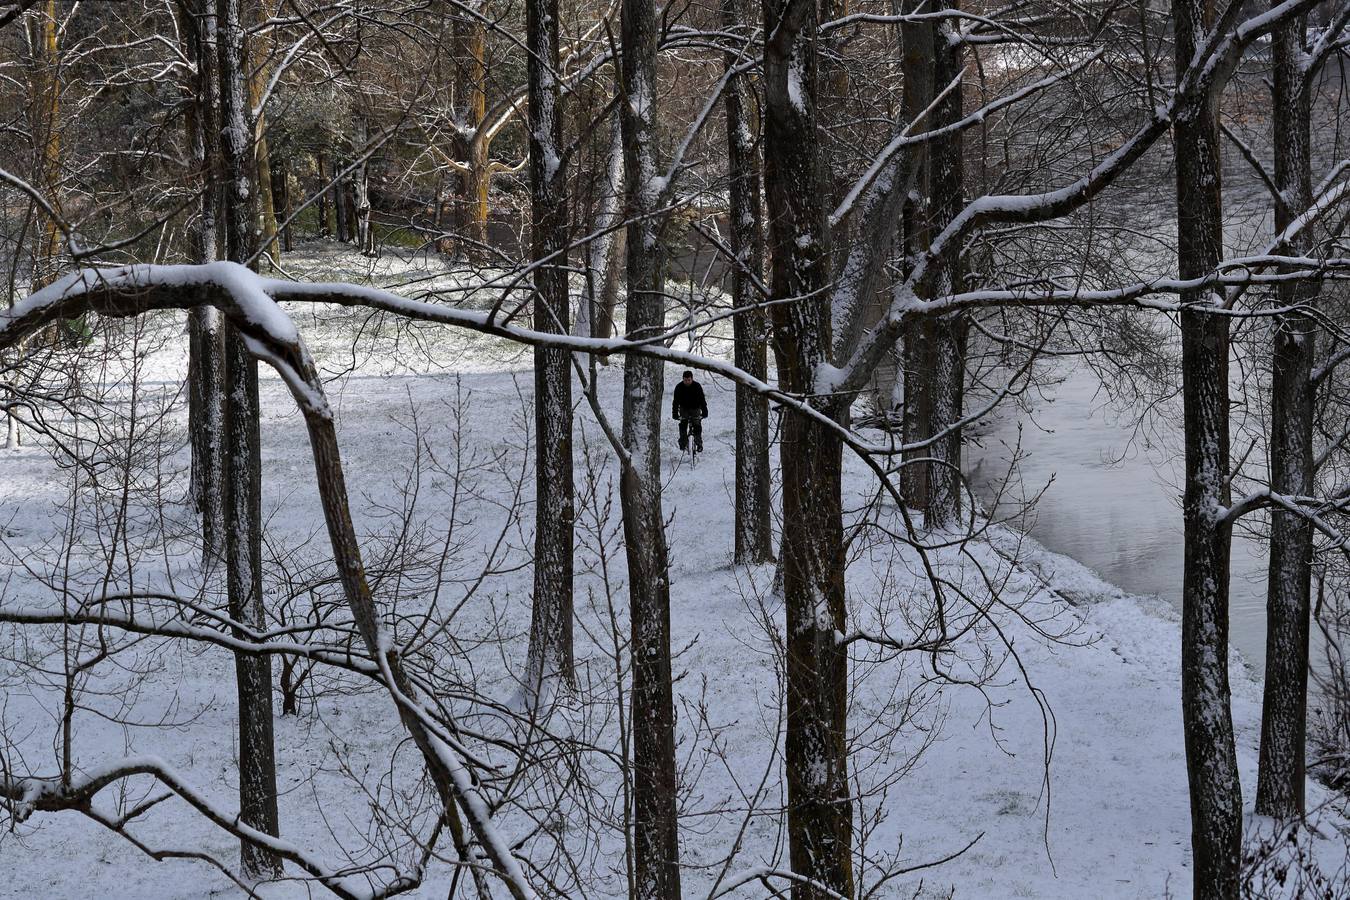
[{"xmin": 672, "ymin": 381, "xmax": 708, "ymax": 418}]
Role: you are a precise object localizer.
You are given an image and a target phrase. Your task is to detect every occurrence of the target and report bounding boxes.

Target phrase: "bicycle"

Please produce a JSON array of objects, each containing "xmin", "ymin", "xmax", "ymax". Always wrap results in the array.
[{"xmin": 677, "ymin": 409, "xmax": 704, "ymax": 467}]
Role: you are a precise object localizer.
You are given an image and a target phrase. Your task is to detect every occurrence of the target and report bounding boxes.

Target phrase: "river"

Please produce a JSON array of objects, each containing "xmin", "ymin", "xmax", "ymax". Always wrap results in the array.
[{"xmin": 967, "ymin": 363, "xmax": 1274, "ymax": 676}]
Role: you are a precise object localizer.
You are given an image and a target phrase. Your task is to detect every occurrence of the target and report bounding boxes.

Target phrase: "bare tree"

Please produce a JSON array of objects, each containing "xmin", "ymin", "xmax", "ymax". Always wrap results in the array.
[
  {"xmin": 722, "ymin": 0, "xmax": 774, "ymax": 565},
  {"xmin": 1173, "ymin": 0, "xmax": 1241, "ymax": 892},
  {"xmin": 178, "ymin": 0, "xmax": 227, "ymax": 561},
  {"xmin": 620, "ymin": 0, "xmax": 681, "ymax": 888},
  {"xmin": 218, "ymin": 0, "xmax": 283, "ymax": 876},
  {"xmin": 761, "ymin": 0, "xmax": 853, "ymax": 894},
  {"xmin": 524, "ymin": 0, "xmax": 576, "ymax": 699},
  {"xmin": 1255, "ymin": 0, "xmax": 1322, "ymax": 820}
]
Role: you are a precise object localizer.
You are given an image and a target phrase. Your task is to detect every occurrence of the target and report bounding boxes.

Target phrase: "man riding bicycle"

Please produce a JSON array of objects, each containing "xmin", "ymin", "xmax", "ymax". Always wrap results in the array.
[{"xmin": 671, "ymin": 370, "xmax": 707, "ymax": 452}]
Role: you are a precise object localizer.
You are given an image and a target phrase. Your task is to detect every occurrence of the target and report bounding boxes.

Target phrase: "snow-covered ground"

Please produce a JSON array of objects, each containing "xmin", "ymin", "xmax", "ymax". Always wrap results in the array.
[{"xmin": 1, "ymin": 247, "xmax": 1345, "ymax": 898}]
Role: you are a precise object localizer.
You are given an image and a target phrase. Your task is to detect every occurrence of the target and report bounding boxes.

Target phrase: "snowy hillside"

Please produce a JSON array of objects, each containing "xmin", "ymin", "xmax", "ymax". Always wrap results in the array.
[{"xmin": 1, "ymin": 248, "xmax": 1344, "ymax": 899}]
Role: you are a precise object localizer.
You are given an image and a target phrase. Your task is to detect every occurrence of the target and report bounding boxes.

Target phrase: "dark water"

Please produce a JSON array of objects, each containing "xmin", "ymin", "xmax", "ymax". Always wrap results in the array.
[{"xmin": 967, "ymin": 365, "xmax": 1272, "ymax": 675}]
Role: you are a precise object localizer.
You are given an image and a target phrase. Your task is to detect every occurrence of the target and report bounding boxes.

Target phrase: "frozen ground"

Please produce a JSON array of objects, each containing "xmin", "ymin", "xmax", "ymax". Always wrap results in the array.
[{"xmin": 0, "ymin": 247, "xmax": 1346, "ymax": 899}]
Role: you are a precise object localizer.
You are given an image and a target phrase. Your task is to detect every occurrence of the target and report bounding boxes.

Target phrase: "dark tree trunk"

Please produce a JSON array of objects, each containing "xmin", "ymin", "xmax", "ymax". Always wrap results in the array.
[
  {"xmin": 763, "ymin": 0, "xmax": 853, "ymax": 894},
  {"xmin": 1256, "ymin": 7, "xmax": 1316, "ymax": 821},
  {"xmin": 451, "ymin": 6, "xmax": 490, "ymax": 253},
  {"xmin": 269, "ymin": 153, "xmax": 292, "ymax": 252},
  {"xmin": 180, "ymin": 0, "xmax": 226, "ymax": 563},
  {"xmin": 346, "ymin": 179, "xmax": 360, "ymax": 244},
  {"xmin": 333, "ymin": 169, "xmax": 349, "ymax": 243},
  {"xmin": 619, "ymin": 0, "xmax": 681, "ymax": 890},
  {"xmin": 898, "ymin": 12, "xmax": 935, "ymax": 513},
  {"xmin": 723, "ymin": 0, "xmax": 773, "ymax": 565},
  {"xmin": 1173, "ymin": 0, "xmax": 1242, "ymax": 892},
  {"xmin": 924, "ymin": 18, "xmax": 967, "ymax": 529},
  {"xmin": 352, "ymin": 120, "xmax": 374, "ymax": 257},
  {"xmin": 218, "ymin": 0, "xmax": 282, "ymax": 877},
  {"xmin": 583, "ymin": 115, "xmax": 623, "ymax": 350},
  {"xmin": 222, "ymin": 327, "xmax": 282, "ymax": 880},
  {"xmin": 317, "ymin": 153, "xmax": 333, "ymax": 237},
  {"xmin": 523, "ymin": 0, "xmax": 575, "ymax": 700}
]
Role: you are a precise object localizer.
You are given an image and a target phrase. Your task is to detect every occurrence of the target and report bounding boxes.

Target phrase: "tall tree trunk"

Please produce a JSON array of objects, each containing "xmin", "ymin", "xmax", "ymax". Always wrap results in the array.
[
  {"xmin": 580, "ymin": 116, "xmax": 623, "ymax": 347},
  {"xmin": 10, "ymin": 0, "xmax": 63, "ymax": 446},
  {"xmin": 29, "ymin": 0, "xmax": 61, "ymax": 293},
  {"xmin": 180, "ymin": 0, "xmax": 227, "ymax": 563},
  {"xmin": 924, "ymin": 16, "xmax": 967, "ymax": 529},
  {"xmin": 1256, "ymin": 7, "xmax": 1316, "ymax": 821},
  {"xmin": 452, "ymin": 3, "xmax": 490, "ymax": 253},
  {"xmin": 898, "ymin": 12, "xmax": 934, "ymax": 513},
  {"xmin": 270, "ymin": 153, "xmax": 292, "ymax": 252},
  {"xmin": 317, "ymin": 153, "xmax": 335, "ymax": 237},
  {"xmin": 334, "ymin": 171, "xmax": 350, "ymax": 243},
  {"xmin": 523, "ymin": 0, "xmax": 575, "ymax": 701},
  {"xmin": 352, "ymin": 119, "xmax": 375, "ymax": 256},
  {"xmin": 763, "ymin": 0, "xmax": 852, "ymax": 894},
  {"xmin": 1173, "ymin": 0, "xmax": 1241, "ymax": 892},
  {"xmin": 619, "ymin": 0, "xmax": 681, "ymax": 890},
  {"xmin": 252, "ymin": 127, "xmax": 280, "ymax": 267},
  {"xmin": 247, "ymin": 8, "xmax": 280, "ymax": 270},
  {"xmin": 723, "ymin": 0, "xmax": 773, "ymax": 564},
  {"xmin": 218, "ymin": 0, "xmax": 283, "ymax": 877}
]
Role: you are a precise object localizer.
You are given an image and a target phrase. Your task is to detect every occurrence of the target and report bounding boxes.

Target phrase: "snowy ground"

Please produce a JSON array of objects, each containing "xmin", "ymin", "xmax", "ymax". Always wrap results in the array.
[{"xmin": 1, "ymin": 247, "xmax": 1346, "ymax": 898}]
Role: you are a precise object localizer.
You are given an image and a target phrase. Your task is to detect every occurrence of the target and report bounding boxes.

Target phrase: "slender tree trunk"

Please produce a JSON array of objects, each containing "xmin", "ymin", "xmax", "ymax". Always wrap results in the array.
[
  {"xmin": 619, "ymin": 0, "xmax": 681, "ymax": 890},
  {"xmin": 1256, "ymin": 8, "xmax": 1316, "ymax": 821},
  {"xmin": 348, "ymin": 181, "xmax": 360, "ymax": 243},
  {"xmin": 723, "ymin": 0, "xmax": 773, "ymax": 564},
  {"xmin": 317, "ymin": 153, "xmax": 334, "ymax": 237},
  {"xmin": 352, "ymin": 119, "xmax": 374, "ymax": 256},
  {"xmin": 334, "ymin": 170, "xmax": 350, "ymax": 242},
  {"xmin": 247, "ymin": 9, "xmax": 280, "ymax": 270},
  {"xmin": 601, "ymin": 229, "xmax": 625, "ymax": 339},
  {"xmin": 924, "ymin": 17, "xmax": 967, "ymax": 529},
  {"xmin": 763, "ymin": 0, "xmax": 852, "ymax": 894},
  {"xmin": 29, "ymin": 0, "xmax": 61, "ymax": 293},
  {"xmin": 581, "ymin": 116, "xmax": 623, "ymax": 346},
  {"xmin": 181, "ymin": 0, "xmax": 227, "ymax": 562},
  {"xmin": 218, "ymin": 0, "xmax": 282, "ymax": 877},
  {"xmin": 12, "ymin": 0, "xmax": 63, "ymax": 443},
  {"xmin": 452, "ymin": 5, "xmax": 490, "ymax": 253},
  {"xmin": 1173, "ymin": 0, "xmax": 1241, "ymax": 892},
  {"xmin": 523, "ymin": 0, "xmax": 575, "ymax": 701},
  {"xmin": 222, "ymin": 326, "xmax": 282, "ymax": 880},
  {"xmin": 253, "ymin": 128, "xmax": 280, "ymax": 267},
  {"xmin": 270, "ymin": 154, "xmax": 292, "ymax": 252}
]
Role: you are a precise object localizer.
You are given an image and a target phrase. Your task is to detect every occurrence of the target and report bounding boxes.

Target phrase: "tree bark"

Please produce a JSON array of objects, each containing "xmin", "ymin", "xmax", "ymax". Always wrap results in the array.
[
  {"xmin": 523, "ymin": 0, "xmax": 575, "ymax": 700},
  {"xmin": 1173, "ymin": 0, "xmax": 1242, "ymax": 892},
  {"xmin": 581, "ymin": 116, "xmax": 623, "ymax": 349},
  {"xmin": 334, "ymin": 169, "xmax": 350, "ymax": 242},
  {"xmin": 317, "ymin": 153, "xmax": 335, "ymax": 238},
  {"xmin": 898, "ymin": 12, "xmax": 934, "ymax": 512},
  {"xmin": 762, "ymin": 0, "xmax": 853, "ymax": 894},
  {"xmin": 352, "ymin": 119, "xmax": 375, "ymax": 257},
  {"xmin": 924, "ymin": 17, "xmax": 967, "ymax": 529},
  {"xmin": 218, "ymin": 0, "xmax": 283, "ymax": 877},
  {"xmin": 28, "ymin": 0, "xmax": 62, "ymax": 293},
  {"xmin": 619, "ymin": 0, "xmax": 681, "ymax": 889},
  {"xmin": 247, "ymin": 4, "xmax": 280, "ymax": 270},
  {"xmin": 723, "ymin": 0, "xmax": 774, "ymax": 564},
  {"xmin": 451, "ymin": 3, "xmax": 490, "ymax": 253},
  {"xmin": 222, "ymin": 325, "xmax": 282, "ymax": 880},
  {"xmin": 270, "ymin": 153, "xmax": 292, "ymax": 252},
  {"xmin": 1256, "ymin": 7, "xmax": 1316, "ymax": 821},
  {"xmin": 180, "ymin": 0, "xmax": 227, "ymax": 563}
]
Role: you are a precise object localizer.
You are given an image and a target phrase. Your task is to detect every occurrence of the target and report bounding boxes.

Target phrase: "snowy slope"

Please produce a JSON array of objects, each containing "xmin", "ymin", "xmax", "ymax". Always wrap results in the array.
[{"xmin": 0, "ymin": 250, "xmax": 1345, "ymax": 899}]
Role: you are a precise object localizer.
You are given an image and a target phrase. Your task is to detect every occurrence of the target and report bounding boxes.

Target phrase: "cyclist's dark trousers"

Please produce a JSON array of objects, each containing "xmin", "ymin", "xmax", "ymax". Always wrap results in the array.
[{"xmin": 678, "ymin": 413, "xmax": 702, "ymax": 451}]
